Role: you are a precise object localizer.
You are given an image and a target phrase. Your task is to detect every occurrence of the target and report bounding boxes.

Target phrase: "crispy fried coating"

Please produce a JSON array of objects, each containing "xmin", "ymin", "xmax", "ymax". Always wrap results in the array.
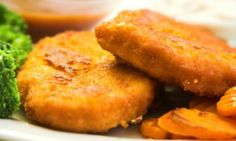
[
  {"xmin": 17, "ymin": 31, "xmax": 155, "ymax": 132},
  {"xmin": 96, "ymin": 10, "xmax": 236, "ymax": 97}
]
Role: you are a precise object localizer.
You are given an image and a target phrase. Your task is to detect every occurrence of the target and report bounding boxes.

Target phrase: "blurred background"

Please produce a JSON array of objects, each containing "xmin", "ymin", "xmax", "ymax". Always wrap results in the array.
[{"xmin": 0, "ymin": 0, "xmax": 236, "ymax": 46}]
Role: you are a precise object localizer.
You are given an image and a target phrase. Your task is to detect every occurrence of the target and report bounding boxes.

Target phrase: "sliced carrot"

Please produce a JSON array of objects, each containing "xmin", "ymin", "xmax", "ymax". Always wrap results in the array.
[
  {"xmin": 189, "ymin": 96, "xmax": 217, "ymax": 113},
  {"xmin": 217, "ymin": 86, "xmax": 236, "ymax": 116},
  {"xmin": 140, "ymin": 118, "xmax": 170, "ymax": 139},
  {"xmin": 158, "ymin": 108, "xmax": 236, "ymax": 139}
]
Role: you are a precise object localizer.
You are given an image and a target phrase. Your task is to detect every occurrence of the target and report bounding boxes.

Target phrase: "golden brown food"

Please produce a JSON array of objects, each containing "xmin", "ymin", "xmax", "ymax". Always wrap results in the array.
[
  {"xmin": 95, "ymin": 10, "xmax": 236, "ymax": 96},
  {"xmin": 158, "ymin": 108, "xmax": 236, "ymax": 139},
  {"xmin": 217, "ymin": 86, "xmax": 236, "ymax": 117},
  {"xmin": 17, "ymin": 31, "xmax": 155, "ymax": 133}
]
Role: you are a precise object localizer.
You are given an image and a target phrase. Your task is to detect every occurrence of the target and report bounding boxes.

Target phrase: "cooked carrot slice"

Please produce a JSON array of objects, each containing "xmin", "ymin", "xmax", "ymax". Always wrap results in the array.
[
  {"xmin": 140, "ymin": 118, "xmax": 170, "ymax": 139},
  {"xmin": 217, "ymin": 86, "xmax": 236, "ymax": 116},
  {"xmin": 158, "ymin": 108, "xmax": 236, "ymax": 139},
  {"xmin": 189, "ymin": 96, "xmax": 217, "ymax": 113}
]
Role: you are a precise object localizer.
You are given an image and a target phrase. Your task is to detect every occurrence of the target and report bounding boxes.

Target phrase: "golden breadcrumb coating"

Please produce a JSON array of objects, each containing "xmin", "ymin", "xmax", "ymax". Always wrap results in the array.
[
  {"xmin": 17, "ymin": 31, "xmax": 155, "ymax": 132},
  {"xmin": 96, "ymin": 10, "xmax": 236, "ymax": 96}
]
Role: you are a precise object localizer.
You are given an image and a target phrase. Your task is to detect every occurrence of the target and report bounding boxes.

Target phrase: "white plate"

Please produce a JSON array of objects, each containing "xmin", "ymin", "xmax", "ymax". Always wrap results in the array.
[{"xmin": 0, "ymin": 111, "xmax": 147, "ymax": 141}]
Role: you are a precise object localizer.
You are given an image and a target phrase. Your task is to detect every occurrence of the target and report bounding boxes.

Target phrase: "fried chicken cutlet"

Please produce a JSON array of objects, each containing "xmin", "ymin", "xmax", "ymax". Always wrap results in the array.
[
  {"xmin": 96, "ymin": 10, "xmax": 236, "ymax": 97},
  {"xmin": 17, "ymin": 31, "xmax": 155, "ymax": 132}
]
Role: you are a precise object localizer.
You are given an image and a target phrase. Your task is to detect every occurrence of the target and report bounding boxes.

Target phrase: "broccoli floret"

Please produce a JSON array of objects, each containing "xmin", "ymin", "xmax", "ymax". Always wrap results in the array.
[
  {"xmin": 0, "ymin": 4, "xmax": 31, "ymax": 118},
  {"xmin": 0, "ymin": 4, "xmax": 32, "ymax": 68},
  {"xmin": 0, "ymin": 42, "xmax": 20, "ymax": 118},
  {"xmin": 0, "ymin": 4, "xmax": 26, "ymax": 33},
  {"xmin": 0, "ymin": 25, "xmax": 32, "ymax": 68}
]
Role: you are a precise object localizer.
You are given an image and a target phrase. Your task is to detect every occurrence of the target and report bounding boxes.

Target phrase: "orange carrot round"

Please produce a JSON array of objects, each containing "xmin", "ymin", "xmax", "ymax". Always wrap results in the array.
[
  {"xmin": 140, "ymin": 118, "xmax": 169, "ymax": 139},
  {"xmin": 217, "ymin": 86, "xmax": 236, "ymax": 116},
  {"xmin": 158, "ymin": 108, "xmax": 236, "ymax": 139}
]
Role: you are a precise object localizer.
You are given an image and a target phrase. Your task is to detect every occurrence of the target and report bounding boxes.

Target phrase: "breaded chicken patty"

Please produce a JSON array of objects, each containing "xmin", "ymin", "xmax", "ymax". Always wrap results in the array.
[
  {"xmin": 17, "ymin": 31, "xmax": 155, "ymax": 133},
  {"xmin": 96, "ymin": 10, "xmax": 236, "ymax": 97}
]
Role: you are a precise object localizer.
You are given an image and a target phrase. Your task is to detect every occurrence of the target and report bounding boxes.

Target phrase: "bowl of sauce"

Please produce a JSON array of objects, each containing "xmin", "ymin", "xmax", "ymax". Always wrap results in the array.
[{"xmin": 2, "ymin": 0, "xmax": 121, "ymax": 41}]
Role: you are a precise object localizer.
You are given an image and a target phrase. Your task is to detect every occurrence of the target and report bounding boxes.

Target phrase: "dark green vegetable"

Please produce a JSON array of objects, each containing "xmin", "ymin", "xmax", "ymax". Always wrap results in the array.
[
  {"xmin": 0, "ymin": 25, "xmax": 32, "ymax": 68},
  {"xmin": 0, "ymin": 4, "xmax": 26, "ymax": 32},
  {"xmin": 0, "ymin": 42, "xmax": 20, "ymax": 118},
  {"xmin": 0, "ymin": 4, "xmax": 32, "ymax": 118}
]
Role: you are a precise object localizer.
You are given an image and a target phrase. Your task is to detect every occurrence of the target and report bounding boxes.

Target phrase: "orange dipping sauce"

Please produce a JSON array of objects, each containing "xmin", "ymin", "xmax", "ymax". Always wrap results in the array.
[
  {"xmin": 2, "ymin": 0, "xmax": 120, "ymax": 42},
  {"xmin": 21, "ymin": 12, "xmax": 105, "ymax": 41}
]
